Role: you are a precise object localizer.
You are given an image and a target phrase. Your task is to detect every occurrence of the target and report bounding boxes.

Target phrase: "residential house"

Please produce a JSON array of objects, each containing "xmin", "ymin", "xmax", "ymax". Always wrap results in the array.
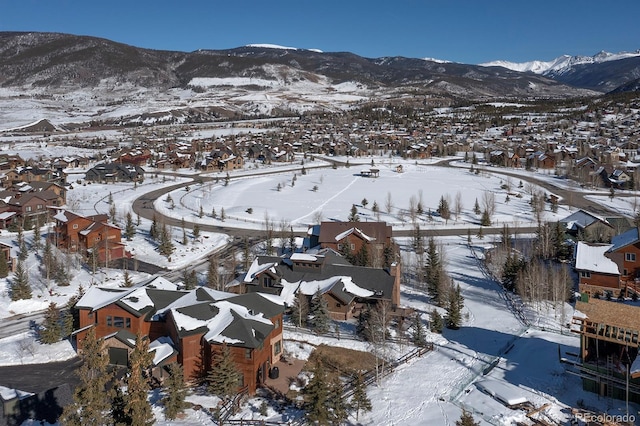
[
  {"xmin": 559, "ymin": 210, "xmax": 616, "ymax": 243},
  {"xmin": 74, "ymin": 281, "xmax": 285, "ymax": 394},
  {"xmin": 52, "ymin": 209, "xmax": 127, "ymax": 262},
  {"xmin": 0, "ymin": 241, "xmax": 16, "ymax": 272},
  {"xmin": 316, "ymin": 221, "xmax": 394, "ymax": 269},
  {"xmin": 2, "ymin": 167, "xmax": 66, "ymax": 188},
  {"xmin": 229, "ymin": 248, "xmax": 401, "ymax": 320},
  {"xmin": 574, "ymin": 227, "xmax": 640, "ymax": 297},
  {"xmin": 574, "ymin": 241, "xmax": 621, "ymax": 296},
  {"xmin": 84, "ymin": 163, "xmax": 144, "ymax": 183},
  {"xmin": 570, "ymin": 297, "xmax": 640, "ymax": 403}
]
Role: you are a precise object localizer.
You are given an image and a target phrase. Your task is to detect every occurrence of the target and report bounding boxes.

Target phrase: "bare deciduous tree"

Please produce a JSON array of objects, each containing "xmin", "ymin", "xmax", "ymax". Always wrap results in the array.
[{"xmin": 454, "ymin": 191, "xmax": 463, "ymax": 221}]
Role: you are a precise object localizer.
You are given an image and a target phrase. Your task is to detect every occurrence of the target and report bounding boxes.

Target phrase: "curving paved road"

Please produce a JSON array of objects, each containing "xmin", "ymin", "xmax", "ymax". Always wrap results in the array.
[{"xmin": 131, "ymin": 158, "xmax": 624, "ymax": 241}]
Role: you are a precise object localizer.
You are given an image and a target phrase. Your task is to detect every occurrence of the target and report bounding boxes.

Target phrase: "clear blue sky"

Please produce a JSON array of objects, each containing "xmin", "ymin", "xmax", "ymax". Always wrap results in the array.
[{"xmin": 1, "ymin": 0, "xmax": 638, "ymax": 64}]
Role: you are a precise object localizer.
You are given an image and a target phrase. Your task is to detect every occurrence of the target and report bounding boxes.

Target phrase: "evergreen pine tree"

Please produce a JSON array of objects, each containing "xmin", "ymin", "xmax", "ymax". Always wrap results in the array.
[
  {"xmin": 327, "ymin": 375, "xmax": 349, "ymax": 424},
  {"xmin": 348, "ymin": 204, "xmax": 360, "ymax": 222},
  {"xmin": 309, "ymin": 288, "xmax": 330, "ymax": 333},
  {"xmin": 193, "ymin": 223, "xmax": 200, "ymax": 240},
  {"xmin": 122, "ymin": 270, "xmax": 134, "ymax": 287},
  {"xmin": 480, "ymin": 209, "xmax": 491, "ymax": 226},
  {"xmin": 424, "ymin": 237, "xmax": 442, "ymax": 301},
  {"xmin": 41, "ymin": 236, "xmax": 53, "ymax": 282},
  {"xmin": 18, "ymin": 235, "xmax": 27, "ymax": 261},
  {"xmin": 437, "ymin": 195, "xmax": 451, "ymax": 222},
  {"xmin": 473, "ymin": 198, "xmax": 481, "ymax": 215},
  {"xmin": 60, "ymin": 328, "xmax": 114, "ymax": 426},
  {"xmin": 456, "ymin": 409, "xmax": 480, "ymax": 426},
  {"xmin": 163, "ymin": 363, "xmax": 187, "ymax": 420},
  {"xmin": 125, "ymin": 334, "xmax": 154, "ymax": 426},
  {"xmin": 355, "ymin": 244, "xmax": 370, "ymax": 266},
  {"xmin": 124, "ymin": 211, "xmax": 135, "ymax": 241},
  {"xmin": 182, "ymin": 269, "xmax": 197, "ymax": 290},
  {"xmin": 11, "ymin": 258, "xmax": 31, "ymax": 301},
  {"xmin": 372, "ymin": 201, "xmax": 379, "ymax": 214},
  {"xmin": 61, "ymin": 305, "xmax": 75, "ymax": 339},
  {"xmin": 288, "ymin": 228, "xmax": 296, "ymax": 253},
  {"xmin": 32, "ymin": 223, "xmax": 42, "ymax": 251},
  {"xmin": 54, "ymin": 258, "xmax": 71, "ymax": 286},
  {"xmin": 0, "ymin": 251, "xmax": 9, "ymax": 279},
  {"xmin": 220, "ymin": 207, "xmax": 226, "ymax": 221},
  {"xmin": 303, "ymin": 361, "xmax": 331, "ymax": 425},
  {"xmin": 111, "ymin": 386, "xmax": 129, "ymax": 426},
  {"xmin": 350, "ymin": 370, "xmax": 372, "ymax": 421},
  {"xmin": 159, "ymin": 223, "xmax": 174, "ymax": 259},
  {"xmin": 477, "ymin": 226, "xmax": 484, "ymax": 239},
  {"xmin": 429, "ymin": 308, "xmax": 444, "ymax": 333},
  {"xmin": 446, "ymin": 282, "xmax": 464, "ymax": 330},
  {"xmin": 412, "ymin": 313, "xmax": 427, "ymax": 347},
  {"xmin": 211, "ymin": 207, "xmax": 217, "ymax": 219},
  {"xmin": 207, "ymin": 344, "xmax": 242, "ymax": 401},
  {"xmin": 149, "ymin": 214, "xmax": 158, "ymax": 240},
  {"xmin": 339, "ymin": 239, "xmax": 355, "ymax": 264},
  {"xmin": 40, "ymin": 302, "xmax": 62, "ymax": 344}
]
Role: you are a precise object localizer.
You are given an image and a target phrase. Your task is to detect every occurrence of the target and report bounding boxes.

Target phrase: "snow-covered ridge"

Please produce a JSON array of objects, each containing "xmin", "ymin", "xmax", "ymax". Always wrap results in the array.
[
  {"xmin": 422, "ymin": 57, "xmax": 452, "ymax": 64},
  {"xmin": 479, "ymin": 50, "xmax": 640, "ymax": 74},
  {"xmin": 246, "ymin": 43, "xmax": 323, "ymax": 53}
]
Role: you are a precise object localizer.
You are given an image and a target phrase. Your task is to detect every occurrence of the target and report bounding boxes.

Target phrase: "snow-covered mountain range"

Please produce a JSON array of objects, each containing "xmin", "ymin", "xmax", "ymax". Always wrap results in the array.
[{"xmin": 480, "ymin": 50, "xmax": 640, "ymax": 75}]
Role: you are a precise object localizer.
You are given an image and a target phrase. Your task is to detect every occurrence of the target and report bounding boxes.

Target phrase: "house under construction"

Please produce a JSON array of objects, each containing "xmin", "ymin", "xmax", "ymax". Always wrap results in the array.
[{"xmin": 570, "ymin": 295, "xmax": 640, "ymax": 402}]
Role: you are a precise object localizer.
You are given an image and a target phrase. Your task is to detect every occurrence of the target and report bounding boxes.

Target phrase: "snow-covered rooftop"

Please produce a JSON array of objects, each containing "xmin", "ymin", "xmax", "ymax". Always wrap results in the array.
[{"xmin": 575, "ymin": 242, "xmax": 619, "ymax": 275}]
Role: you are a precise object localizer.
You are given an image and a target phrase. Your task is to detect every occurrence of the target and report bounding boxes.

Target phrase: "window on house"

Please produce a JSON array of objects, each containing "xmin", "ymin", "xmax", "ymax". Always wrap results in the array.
[
  {"xmin": 580, "ymin": 271, "xmax": 591, "ymax": 279},
  {"xmin": 126, "ymin": 318, "xmax": 131, "ymax": 328},
  {"xmin": 274, "ymin": 340, "xmax": 282, "ymax": 355},
  {"xmin": 107, "ymin": 316, "xmax": 112, "ymax": 327},
  {"xmin": 274, "ymin": 319, "xmax": 280, "ymax": 329},
  {"xmin": 350, "ymin": 243, "xmax": 355, "ymax": 250},
  {"xmin": 25, "ymin": 206, "xmax": 32, "ymax": 212},
  {"xmin": 245, "ymin": 349, "xmax": 252, "ymax": 359},
  {"xmin": 37, "ymin": 204, "xmax": 43, "ymax": 210},
  {"xmin": 263, "ymin": 276, "xmax": 273, "ymax": 287},
  {"xmin": 626, "ymin": 253, "xmax": 636, "ymax": 262},
  {"xmin": 113, "ymin": 317, "xmax": 125, "ymax": 328},
  {"xmin": 337, "ymin": 244, "xmax": 342, "ymax": 250},
  {"xmin": 73, "ymin": 224, "xmax": 78, "ymax": 229}
]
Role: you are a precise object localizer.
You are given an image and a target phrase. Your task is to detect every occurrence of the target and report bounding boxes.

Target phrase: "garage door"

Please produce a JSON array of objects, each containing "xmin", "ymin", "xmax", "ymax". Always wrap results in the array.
[{"xmin": 109, "ymin": 347, "xmax": 129, "ymax": 367}]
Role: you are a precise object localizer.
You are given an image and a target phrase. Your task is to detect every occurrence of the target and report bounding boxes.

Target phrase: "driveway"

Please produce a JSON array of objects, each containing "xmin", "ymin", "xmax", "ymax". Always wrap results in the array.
[{"xmin": 0, "ymin": 357, "xmax": 82, "ymax": 394}]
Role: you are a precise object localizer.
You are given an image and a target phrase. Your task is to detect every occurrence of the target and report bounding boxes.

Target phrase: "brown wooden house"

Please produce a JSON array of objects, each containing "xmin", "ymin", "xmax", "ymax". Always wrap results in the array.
[
  {"xmin": 571, "ymin": 297, "xmax": 640, "ymax": 402},
  {"xmin": 75, "ymin": 284, "xmax": 284, "ymax": 394},
  {"xmin": 52, "ymin": 209, "xmax": 127, "ymax": 262},
  {"xmin": 316, "ymin": 221, "xmax": 394, "ymax": 269}
]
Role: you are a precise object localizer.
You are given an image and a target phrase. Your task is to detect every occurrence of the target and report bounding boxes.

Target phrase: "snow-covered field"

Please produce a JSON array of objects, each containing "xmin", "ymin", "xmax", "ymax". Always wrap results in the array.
[{"xmin": 0, "ymin": 154, "xmax": 637, "ymax": 425}]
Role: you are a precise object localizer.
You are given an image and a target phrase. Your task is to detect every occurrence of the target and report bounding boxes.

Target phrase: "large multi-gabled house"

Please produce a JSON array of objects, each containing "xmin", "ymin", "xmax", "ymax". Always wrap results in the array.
[
  {"xmin": 84, "ymin": 162, "xmax": 144, "ymax": 183},
  {"xmin": 229, "ymin": 248, "xmax": 401, "ymax": 321},
  {"xmin": 52, "ymin": 209, "xmax": 127, "ymax": 262},
  {"xmin": 74, "ymin": 279, "xmax": 285, "ymax": 394}
]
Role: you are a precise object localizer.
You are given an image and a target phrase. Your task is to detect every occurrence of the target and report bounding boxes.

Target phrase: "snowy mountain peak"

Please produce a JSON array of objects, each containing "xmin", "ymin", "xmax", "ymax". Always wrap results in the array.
[
  {"xmin": 246, "ymin": 43, "xmax": 298, "ymax": 51},
  {"xmin": 479, "ymin": 50, "xmax": 640, "ymax": 75},
  {"xmin": 245, "ymin": 44, "xmax": 323, "ymax": 53}
]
